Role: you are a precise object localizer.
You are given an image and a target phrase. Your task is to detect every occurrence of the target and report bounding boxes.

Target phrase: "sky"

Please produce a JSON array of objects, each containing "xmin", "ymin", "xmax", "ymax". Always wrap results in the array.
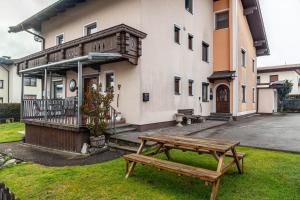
[{"xmin": 0, "ymin": 0, "xmax": 300, "ymax": 67}]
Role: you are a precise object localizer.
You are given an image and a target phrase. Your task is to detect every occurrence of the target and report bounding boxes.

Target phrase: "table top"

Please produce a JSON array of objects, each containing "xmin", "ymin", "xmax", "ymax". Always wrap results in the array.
[{"xmin": 139, "ymin": 135, "xmax": 240, "ymax": 153}]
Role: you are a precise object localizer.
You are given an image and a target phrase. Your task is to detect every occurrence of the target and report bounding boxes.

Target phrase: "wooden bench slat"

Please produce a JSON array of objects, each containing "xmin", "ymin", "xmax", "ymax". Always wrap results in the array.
[{"xmin": 124, "ymin": 154, "xmax": 222, "ymax": 182}]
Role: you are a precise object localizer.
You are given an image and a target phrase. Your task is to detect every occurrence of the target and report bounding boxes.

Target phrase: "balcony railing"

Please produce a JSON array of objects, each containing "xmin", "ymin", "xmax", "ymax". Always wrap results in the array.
[
  {"xmin": 16, "ymin": 24, "xmax": 147, "ymax": 72},
  {"xmin": 22, "ymin": 98, "xmax": 118, "ymax": 134}
]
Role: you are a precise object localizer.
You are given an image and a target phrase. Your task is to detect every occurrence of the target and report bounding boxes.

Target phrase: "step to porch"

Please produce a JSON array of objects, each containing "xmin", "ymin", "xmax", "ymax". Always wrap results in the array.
[
  {"xmin": 207, "ymin": 113, "xmax": 233, "ymax": 121},
  {"xmin": 105, "ymin": 124, "xmax": 137, "ymax": 135}
]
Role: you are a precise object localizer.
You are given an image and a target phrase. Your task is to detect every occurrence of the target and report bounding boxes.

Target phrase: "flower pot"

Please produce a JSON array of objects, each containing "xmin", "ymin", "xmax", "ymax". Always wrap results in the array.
[
  {"xmin": 175, "ymin": 113, "xmax": 184, "ymax": 127},
  {"xmin": 90, "ymin": 135, "xmax": 106, "ymax": 147}
]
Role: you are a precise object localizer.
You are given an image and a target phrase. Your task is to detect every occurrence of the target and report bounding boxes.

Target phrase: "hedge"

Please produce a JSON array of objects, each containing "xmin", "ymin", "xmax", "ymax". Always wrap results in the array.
[{"xmin": 0, "ymin": 103, "xmax": 20, "ymax": 122}]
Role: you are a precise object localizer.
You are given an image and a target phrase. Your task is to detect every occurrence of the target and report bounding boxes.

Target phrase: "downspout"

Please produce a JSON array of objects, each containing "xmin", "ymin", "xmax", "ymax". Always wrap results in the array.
[
  {"xmin": 0, "ymin": 64, "xmax": 9, "ymax": 103},
  {"xmin": 22, "ymin": 25, "xmax": 45, "ymax": 50}
]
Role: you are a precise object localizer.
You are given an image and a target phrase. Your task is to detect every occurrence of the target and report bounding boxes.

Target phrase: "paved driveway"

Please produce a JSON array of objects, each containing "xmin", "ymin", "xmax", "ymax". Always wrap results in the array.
[{"xmin": 194, "ymin": 113, "xmax": 300, "ymax": 153}]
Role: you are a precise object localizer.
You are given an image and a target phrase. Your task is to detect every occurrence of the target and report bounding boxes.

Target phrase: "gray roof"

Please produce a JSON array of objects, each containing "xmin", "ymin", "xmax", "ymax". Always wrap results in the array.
[
  {"xmin": 9, "ymin": 0, "xmax": 269, "ymax": 56},
  {"xmin": 208, "ymin": 71, "xmax": 236, "ymax": 82},
  {"xmin": 0, "ymin": 57, "xmax": 14, "ymax": 65}
]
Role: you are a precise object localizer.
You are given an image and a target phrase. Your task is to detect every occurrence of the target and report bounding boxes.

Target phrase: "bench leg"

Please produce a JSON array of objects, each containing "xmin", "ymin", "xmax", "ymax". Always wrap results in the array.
[
  {"xmin": 164, "ymin": 148, "xmax": 171, "ymax": 160},
  {"xmin": 210, "ymin": 179, "xmax": 220, "ymax": 200},
  {"xmin": 231, "ymin": 148, "xmax": 243, "ymax": 174},
  {"xmin": 125, "ymin": 162, "xmax": 136, "ymax": 179}
]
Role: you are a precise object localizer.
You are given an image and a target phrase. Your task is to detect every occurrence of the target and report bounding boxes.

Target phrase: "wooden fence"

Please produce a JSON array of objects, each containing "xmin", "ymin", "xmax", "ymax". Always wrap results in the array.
[{"xmin": 0, "ymin": 183, "xmax": 18, "ymax": 200}]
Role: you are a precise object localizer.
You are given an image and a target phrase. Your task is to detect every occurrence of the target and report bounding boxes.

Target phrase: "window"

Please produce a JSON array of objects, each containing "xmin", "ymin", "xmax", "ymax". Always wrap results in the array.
[
  {"xmin": 0, "ymin": 80, "xmax": 3, "ymax": 89},
  {"xmin": 53, "ymin": 81, "xmax": 63, "ymax": 99},
  {"xmin": 174, "ymin": 77, "xmax": 181, "ymax": 95},
  {"xmin": 185, "ymin": 0, "xmax": 193, "ymax": 14},
  {"xmin": 56, "ymin": 34, "xmax": 64, "ymax": 45},
  {"xmin": 24, "ymin": 77, "xmax": 37, "ymax": 87},
  {"xmin": 85, "ymin": 22, "xmax": 97, "ymax": 36},
  {"xmin": 270, "ymin": 75, "xmax": 278, "ymax": 83},
  {"xmin": 202, "ymin": 42, "xmax": 209, "ymax": 62},
  {"xmin": 188, "ymin": 80, "xmax": 194, "ymax": 96},
  {"xmin": 215, "ymin": 11, "xmax": 229, "ymax": 30},
  {"xmin": 241, "ymin": 49, "xmax": 246, "ymax": 67},
  {"xmin": 188, "ymin": 34, "xmax": 193, "ymax": 50},
  {"xmin": 252, "ymin": 59, "xmax": 256, "ymax": 72},
  {"xmin": 202, "ymin": 83, "xmax": 209, "ymax": 102},
  {"xmin": 252, "ymin": 88, "xmax": 256, "ymax": 103},
  {"xmin": 257, "ymin": 76, "xmax": 261, "ymax": 84},
  {"xmin": 105, "ymin": 72, "xmax": 115, "ymax": 92},
  {"xmin": 242, "ymin": 85, "xmax": 246, "ymax": 103},
  {"xmin": 0, "ymin": 98, "xmax": 3, "ymax": 103},
  {"xmin": 174, "ymin": 25, "xmax": 180, "ymax": 44}
]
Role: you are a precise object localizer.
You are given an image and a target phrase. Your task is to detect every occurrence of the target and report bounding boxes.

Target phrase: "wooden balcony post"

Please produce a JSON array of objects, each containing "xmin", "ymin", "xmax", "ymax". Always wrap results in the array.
[
  {"xmin": 20, "ymin": 73, "xmax": 24, "ymax": 120},
  {"xmin": 77, "ymin": 61, "xmax": 83, "ymax": 126},
  {"xmin": 44, "ymin": 68, "xmax": 48, "ymax": 121}
]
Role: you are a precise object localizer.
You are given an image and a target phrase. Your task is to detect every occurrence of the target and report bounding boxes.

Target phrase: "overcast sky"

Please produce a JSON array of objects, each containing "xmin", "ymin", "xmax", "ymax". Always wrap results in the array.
[{"xmin": 0, "ymin": 0, "xmax": 299, "ymax": 67}]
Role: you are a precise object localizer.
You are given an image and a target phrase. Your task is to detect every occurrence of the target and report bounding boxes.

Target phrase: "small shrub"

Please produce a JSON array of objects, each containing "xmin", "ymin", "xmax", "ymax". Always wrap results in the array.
[{"xmin": 0, "ymin": 104, "xmax": 20, "ymax": 122}]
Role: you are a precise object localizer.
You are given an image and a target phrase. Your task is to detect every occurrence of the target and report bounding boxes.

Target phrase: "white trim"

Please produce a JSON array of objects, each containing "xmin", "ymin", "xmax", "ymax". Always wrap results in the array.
[
  {"xmin": 83, "ymin": 21, "xmax": 98, "ymax": 36},
  {"xmin": 231, "ymin": 0, "xmax": 239, "ymax": 117},
  {"xmin": 55, "ymin": 33, "xmax": 64, "ymax": 45},
  {"xmin": 213, "ymin": 83, "xmax": 230, "ymax": 113},
  {"xmin": 237, "ymin": 110, "xmax": 256, "ymax": 116}
]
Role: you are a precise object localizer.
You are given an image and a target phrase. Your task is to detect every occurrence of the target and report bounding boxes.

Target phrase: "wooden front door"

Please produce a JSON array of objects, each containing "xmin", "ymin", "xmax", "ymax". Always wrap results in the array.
[
  {"xmin": 84, "ymin": 77, "xmax": 98, "ymax": 94},
  {"xmin": 216, "ymin": 85, "xmax": 230, "ymax": 113}
]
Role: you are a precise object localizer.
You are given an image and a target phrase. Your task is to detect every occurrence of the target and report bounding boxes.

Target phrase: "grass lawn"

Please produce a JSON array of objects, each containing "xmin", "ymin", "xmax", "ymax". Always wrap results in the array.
[
  {"xmin": 0, "ymin": 123, "xmax": 24, "ymax": 143},
  {"xmin": 0, "ymin": 147, "xmax": 299, "ymax": 200}
]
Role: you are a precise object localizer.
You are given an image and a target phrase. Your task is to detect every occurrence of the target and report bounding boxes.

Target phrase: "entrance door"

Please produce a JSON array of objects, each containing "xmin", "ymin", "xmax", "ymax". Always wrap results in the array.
[
  {"xmin": 84, "ymin": 77, "xmax": 98, "ymax": 94},
  {"xmin": 216, "ymin": 85, "xmax": 230, "ymax": 113}
]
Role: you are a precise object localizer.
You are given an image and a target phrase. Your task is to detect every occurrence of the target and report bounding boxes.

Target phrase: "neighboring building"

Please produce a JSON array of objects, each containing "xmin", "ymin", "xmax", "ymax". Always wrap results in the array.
[
  {"xmin": 0, "ymin": 57, "xmax": 42, "ymax": 103},
  {"xmin": 257, "ymin": 64, "xmax": 300, "ymax": 95},
  {"xmin": 8, "ymin": 0, "xmax": 269, "ymax": 152}
]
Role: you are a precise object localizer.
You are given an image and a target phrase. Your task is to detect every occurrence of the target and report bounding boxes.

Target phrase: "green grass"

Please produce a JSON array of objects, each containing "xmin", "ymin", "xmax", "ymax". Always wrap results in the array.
[
  {"xmin": 0, "ymin": 123, "xmax": 24, "ymax": 143},
  {"xmin": 0, "ymin": 147, "xmax": 299, "ymax": 200}
]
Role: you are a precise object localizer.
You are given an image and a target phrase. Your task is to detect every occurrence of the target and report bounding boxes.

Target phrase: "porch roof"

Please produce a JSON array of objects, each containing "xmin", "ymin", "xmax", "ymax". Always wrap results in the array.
[
  {"xmin": 207, "ymin": 71, "xmax": 236, "ymax": 82},
  {"xmin": 20, "ymin": 52, "xmax": 122, "ymax": 75}
]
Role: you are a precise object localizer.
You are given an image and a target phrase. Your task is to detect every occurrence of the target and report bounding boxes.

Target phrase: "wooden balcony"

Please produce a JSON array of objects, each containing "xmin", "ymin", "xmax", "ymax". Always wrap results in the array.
[{"xmin": 15, "ymin": 24, "xmax": 147, "ymax": 72}]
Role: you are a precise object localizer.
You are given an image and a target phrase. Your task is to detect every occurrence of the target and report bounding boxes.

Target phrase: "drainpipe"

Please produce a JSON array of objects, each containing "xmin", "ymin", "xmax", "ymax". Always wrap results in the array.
[{"xmin": 25, "ymin": 29, "xmax": 45, "ymax": 50}]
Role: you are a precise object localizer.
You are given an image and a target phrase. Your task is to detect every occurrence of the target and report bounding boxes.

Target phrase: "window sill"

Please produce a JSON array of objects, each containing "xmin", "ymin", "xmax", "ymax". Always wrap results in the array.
[
  {"xmin": 202, "ymin": 60, "xmax": 209, "ymax": 64},
  {"xmin": 175, "ymin": 93, "xmax": 181, "ymax": 96},
  {"xmin": 202, "ymin": 100, "xmax": 209, "ymax": 103}
]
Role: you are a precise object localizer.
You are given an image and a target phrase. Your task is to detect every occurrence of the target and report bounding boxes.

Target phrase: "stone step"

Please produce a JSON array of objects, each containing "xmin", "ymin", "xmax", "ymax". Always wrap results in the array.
[
  {"xmin": 105, "ymin": 126, "xmax": 137, "ymax": 135},
  {"xmin": 109, "ymin": 143, "xmax": 138, "ymax": 153},
  {"xmin": 109, "ymin": 135, "xmax": 157, "ymax": 148},
  {"xmin": 210, "ymin": 113, "xmax": 233, "ymax": 117},
  {"xmin": 206, "ymin": 116, "xmax": 232, "ymax": 122}
]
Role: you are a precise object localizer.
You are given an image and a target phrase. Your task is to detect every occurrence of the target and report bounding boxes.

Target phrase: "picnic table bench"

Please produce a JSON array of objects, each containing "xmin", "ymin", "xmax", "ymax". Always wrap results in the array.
[{"xmin": 123, "ymin": 135, "xmax": 245, "ymax": 200}]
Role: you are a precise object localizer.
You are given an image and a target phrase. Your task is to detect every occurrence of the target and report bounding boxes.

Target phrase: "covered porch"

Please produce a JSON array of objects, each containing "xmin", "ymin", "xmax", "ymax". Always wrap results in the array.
[{"xmin": 17, "ymin": 24, "xmax": 147, "ymax": 152}]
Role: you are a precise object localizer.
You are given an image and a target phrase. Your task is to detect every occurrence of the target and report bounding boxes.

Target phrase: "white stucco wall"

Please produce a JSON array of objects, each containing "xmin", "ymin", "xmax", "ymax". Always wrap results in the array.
[
  {"xmin": 40, "ymin": 0, "xmax": 215, "ymax": 125},
  {"xmin": 258, "ymin": 88, "xmax": 277, "ymax": 113},
  {"xmin": 258, "ymin": 70, "xmax": 300, "ymax": 95},
  {"xmin": 0, "ymin": 66, "xmax": 9, "ymax": 103}
]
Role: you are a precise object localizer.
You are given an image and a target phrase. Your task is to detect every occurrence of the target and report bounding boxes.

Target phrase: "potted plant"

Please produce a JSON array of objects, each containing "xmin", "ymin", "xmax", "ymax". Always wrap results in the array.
[{"xmin": 81, "ymin": 83, "xmax": 114, "ymax": 148}]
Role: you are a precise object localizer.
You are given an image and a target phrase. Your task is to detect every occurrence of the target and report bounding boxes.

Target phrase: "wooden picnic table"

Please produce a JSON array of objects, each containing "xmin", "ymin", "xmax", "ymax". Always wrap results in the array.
[{"xmin": 123, "ymin": 135, "xmax": 245, "ymax": 200}]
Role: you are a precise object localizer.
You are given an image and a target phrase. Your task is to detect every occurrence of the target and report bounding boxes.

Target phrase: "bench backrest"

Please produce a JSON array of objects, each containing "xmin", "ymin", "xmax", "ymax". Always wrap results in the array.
[{"xmin": 178, "ymin": 109, "xmax": 194, "ymax": 115}]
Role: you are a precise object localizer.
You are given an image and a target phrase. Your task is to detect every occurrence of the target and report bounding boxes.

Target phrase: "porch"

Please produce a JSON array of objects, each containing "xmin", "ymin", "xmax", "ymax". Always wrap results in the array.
[{"xmin": 17, "ymin": 24, "xmax": 147, "ymax": 152}]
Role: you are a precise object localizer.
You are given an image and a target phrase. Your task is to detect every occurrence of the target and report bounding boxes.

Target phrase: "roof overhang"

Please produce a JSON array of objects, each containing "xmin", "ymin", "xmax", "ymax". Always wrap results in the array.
[
  {"xmin": 20, "ymin": 52, "xmax": 122, "ymax": 75},
  {"xmin": 241, "ymin": 0, "xmax": 270, "ymax": 57},
  {"xmin": 0, "ymin": 57, "xmax": 14, "ymax": 65},
  {"xmin": 208, "ymin": 71, "xmax": 236, "ymax": 82}
]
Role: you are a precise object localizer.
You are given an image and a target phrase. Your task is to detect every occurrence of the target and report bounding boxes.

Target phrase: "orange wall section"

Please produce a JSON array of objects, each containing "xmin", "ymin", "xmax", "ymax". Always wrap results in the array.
[{"xmin": 213, "ymin": 0, "xmax": 231, "ymax": 72}]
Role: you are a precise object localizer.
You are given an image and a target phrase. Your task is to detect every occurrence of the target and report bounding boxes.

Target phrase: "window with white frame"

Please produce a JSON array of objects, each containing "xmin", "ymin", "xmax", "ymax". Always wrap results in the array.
[
  {"xmin": 188, "ymin": 34, "xmax": 194, "ymax": 50},
  {"xmin": 202, "ymin": 83, "xmax": 209, "ymax": 102},
  {"xmin": 188, "ymin": 80, "xmax": 194, "ymax": 96},
  {"xmin": 174, "ymin": 77, "xmax": 181, "ymax": 95},
  {"xmin": 185, "ymin": 0, "xmax": 193, "ymax": 14},
  {"xmin": 85, "ymin": 22, "xmax": 97, "ymax": 36},
  {"xmin": 24, "ymin": 77, "xmax": 37, "ymax": 87},
  {"xmin": 0, "ymin": 80, "xmax": 3, "ymax": 89},
  {"xmin": 215, "ymin": 11, "xmax": 229, "ymax": 30},
  {"xmin": 105, "ymin": 72, "xmax": 115, "ymax": 92},
  {"xmin": 202, "ymin": 42, "xmax": 209, "ymax": 62},
  {"xmin": 242, "ymin": 85, "xmax": 246, "ymax": 103},
  {"xmin": 56, "ymin": 34, "xmax": 64, "ymax": 45},
  {"xmin": 241, "ymin": 49, "xmax": 246, "ymax": 67},
  {"xmin": 174, "ymin": 25, "xmax": 181, "ymax": 44}
]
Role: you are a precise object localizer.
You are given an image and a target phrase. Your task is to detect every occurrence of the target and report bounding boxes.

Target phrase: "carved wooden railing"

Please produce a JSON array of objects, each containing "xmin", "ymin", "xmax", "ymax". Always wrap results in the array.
[
  {"xmin": 16, "ymin": 24, "xmax": 147, "ymax": 72},
  {"xmin": 22, "ymin": 98, "xmax": 79, "ymax": 126}
]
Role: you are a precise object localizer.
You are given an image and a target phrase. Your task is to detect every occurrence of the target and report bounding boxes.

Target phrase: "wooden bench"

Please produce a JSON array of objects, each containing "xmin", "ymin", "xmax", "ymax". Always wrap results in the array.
[
  {"xmin": 178, "ymin": 109, "xmax": 202, "ymax": 123},
  {"xmin": 124, "ymin": 154, "xmax": 222, "ymax": 199}
]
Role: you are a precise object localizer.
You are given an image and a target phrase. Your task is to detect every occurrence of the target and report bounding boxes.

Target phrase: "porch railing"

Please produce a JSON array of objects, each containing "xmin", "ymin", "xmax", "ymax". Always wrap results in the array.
[
  {"xmin": 22, "ymin": 98, "xmax": 78, "ymax": 126},
  {"xmin": 22, "ymin": 98, "xmax": 118, "ymax": 132}
]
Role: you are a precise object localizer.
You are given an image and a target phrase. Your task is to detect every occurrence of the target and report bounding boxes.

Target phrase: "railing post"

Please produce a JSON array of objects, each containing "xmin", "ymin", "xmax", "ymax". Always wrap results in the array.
[
  {"xmin": 77, "ymin": 61, "xmax": 83, "ymax": 126},
  {"xmin": 44, "ymin": 68, "xmax": 48, "ymax": 121}
]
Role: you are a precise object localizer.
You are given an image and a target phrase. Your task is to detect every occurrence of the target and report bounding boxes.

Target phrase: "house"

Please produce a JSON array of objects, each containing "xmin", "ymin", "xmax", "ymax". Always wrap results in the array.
[
  {"xmin": 257, "ymin": 64, "xmax": 300, "ymax": 95},
  {"xmin": 8, "ymin": 0, "xmax": 269, "ymax": 152},
  {"xmin": 0, "ymin": 57, "xmax": 42, "ymax": 103}
]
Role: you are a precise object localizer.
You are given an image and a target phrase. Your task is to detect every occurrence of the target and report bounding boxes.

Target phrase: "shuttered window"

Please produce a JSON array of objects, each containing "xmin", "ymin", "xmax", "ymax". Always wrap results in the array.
[{"xmin": 215, "ymin": 11, "xmax": 229, "ymax": 30}]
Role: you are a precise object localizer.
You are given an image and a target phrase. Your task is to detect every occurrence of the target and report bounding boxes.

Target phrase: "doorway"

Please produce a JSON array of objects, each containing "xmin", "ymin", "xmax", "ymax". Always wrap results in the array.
[{"xmin": 216, "ymin": 85, "xmax": 230, "ymax": 113}]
